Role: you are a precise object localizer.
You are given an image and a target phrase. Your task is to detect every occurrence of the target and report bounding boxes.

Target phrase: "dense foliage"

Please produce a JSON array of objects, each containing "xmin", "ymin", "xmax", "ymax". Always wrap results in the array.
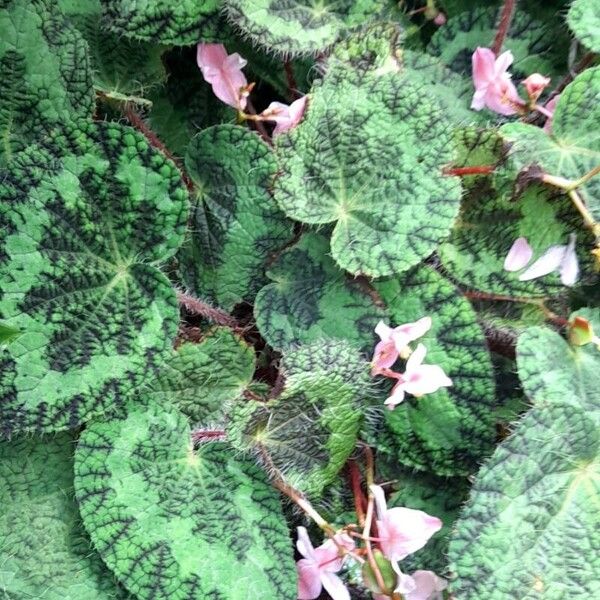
[{"xmin": 0, "ymin": 1, "xmax": 598, "ymax": 599}]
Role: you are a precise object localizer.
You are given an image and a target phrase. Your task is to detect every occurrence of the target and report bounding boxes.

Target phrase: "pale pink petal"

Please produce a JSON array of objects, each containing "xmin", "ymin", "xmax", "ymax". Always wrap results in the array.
[
  {"xmin": 262, "ymin": 101, "xmax": 291, "ymax": 124},
  {"xmin": 405, "ymin": 570, "xmax": 448, "ymax": 600},
  {"xmin": 543, "ymin": 95, "xmax": 559, "ymax": 133},
  {"xmin": 378, "ymin": 507, "xmax": 443, "ymax": 561},
  {"xmin": 297, "ymin": 526, "xmax": 317, "ymax": 561},
  {"xmin": 297, "ymin": 559, "xmax": 323, "ymax": 599},
  {"xmin": 370, "ymin": 484, "xmax": 389, "ymax": 521},
  {"xmin": 384, "ymin": 379, "xmax": 406, "ymax": 409},
  {"xmin": 375, "ymin": 320, "xmax": 394, "ymax": 342},
  {"xmin": 504, "ymin": 237, "xmax": 533, "ymax": 271},
  {"xmin": 393, "ymin": 317, "xmax": 432, "ymax": 349},
  {"xmin": 274, "ymin": 96, "xmax": 308, "ymax": 135},
  {"xmin": 371, "ymin": 339, "xmax": 399, "ymax": 374},
  {"xmin": 224, "ymin": 52, "xmax": 247, "ymax": 71},
  {"xmin": 433, "ymin": 12, "xmax": 446, "ymax": 26},
  {"xmin": 391, "ymin": 563, "xmax": 417, "ymax": 594},
  {"xmin": 559, "ymin": 234, "xmax": 579, "ymax": 286},
  {"xmin": 405, "ymin": 343, "xmax": 427, "ymax": 372},
  {"xmin": 196, "ymin": 43, "xmax": 228, "ymax": 75},
  {"xmin": 315, "ymin": 533, "xmax": 355, "ymax": 573},
  {"xmin": 485, "ymin": 77, "xmax": 523, "ymax": 115},
  {"xmin": 494, "ymin": 50, "xmax": 514, "ymax": 75},
  {"xmin": 471, "ymin": 88, "xmax": 487, "ymax": 110},
  {"xmin": 522, "ymin": 73, "xmax": 551, "ymax": 102},
  {"xmin": 518, "ymin": 244, "xmax": 566, "ymax": 281},
  {"xmin": 320, "ymin": 572, "xmax": 351, "ymax": 600},
  {"xmin": 403, "ymin": 365, "xmax": 452, "ymax": 397},
  {"xmin": 471, "ymin": 47, "xmax": 496, "ymax": 89}
]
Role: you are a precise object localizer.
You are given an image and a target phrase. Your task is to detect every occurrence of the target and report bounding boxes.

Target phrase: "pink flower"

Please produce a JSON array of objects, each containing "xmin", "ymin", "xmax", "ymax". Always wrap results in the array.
[
  {"xmin": 522, "ymin": 73, "xmax": 551, "ymax": 103},
  {"xmin": 543, "ymin": 94, "xmax": 560, "ymax": 133},
  {"xmin": 197, "ymin": 43, "xmax": 248, "ymax": 110},
  {"xmin": 433, "ymin": 12, "xmax": 446, "ymax": 26},
  {"xmin": 296, "ymin": 527, "xmax": 354, "ymax": 600},
  {"xmin": 384, "ymin": 344, "xmax": 452, "ymax": 409},
  {"xmin": 471, "ymin": 47, "xmax": 525, "ymax": 115},
  {"xmin": 372, "ymin": 570, "xmax": 447, "ymax": 600},
  {"xmin": 371, "ymin": 318, "xmax": 432, "ymax": 376},
  {"xmin": 504, "ymin": 235, "xmax": 579, "ymax": 286},
  {"xmin": 503, "ymin": 237, "xmax": 533, "ymax": 271},
  {"xmin": 261, "ymin": 96, "xmax": 308, "ymax": 136},
  {"xmin": 370, "ymin": 485, "xmax": 442, "ymax": 595}
]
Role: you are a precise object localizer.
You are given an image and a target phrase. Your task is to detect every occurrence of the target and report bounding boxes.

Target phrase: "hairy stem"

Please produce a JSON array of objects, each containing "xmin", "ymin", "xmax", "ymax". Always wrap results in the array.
[
  {"xmin": 348, "ymin": 460, "xmax": 367, "ymax": 528},
  {"xmin": 491, "ymin": 0, "xmax": 517, "ymax": 56},
  {"xmin": 243, "ymin": 99, "xmax": 272, "ymax": 145},
  {"xmin": 283, "ymin": 61, "xmax": 299, "ymax": 100},
  {"xmin": 176, "ymin": 291, "xmax": 239, "ymax": 328}
]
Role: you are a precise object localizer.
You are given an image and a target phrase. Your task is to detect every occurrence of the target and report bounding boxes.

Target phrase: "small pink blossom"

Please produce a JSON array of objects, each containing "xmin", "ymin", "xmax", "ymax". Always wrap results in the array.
[
  {"xmin": 373, "ymin": 570, "xmax": 447, "ymax": 600},
  {"xmin": 197, "ymin": 43, "xmax": 248, "ymax": 110},
  {"xmin": 471, "ymin": 47, "xmax": 525, "ymax": 115},
  {"xmin": 518, "ymin": 233, "xmax": 579, "ymax": 286},
  {"xmin": 370, "ymin": 485, "xmax": 442, "ymax": 594},
  {"xmin": 384, "ymin": 344, "xmax": 452, "ymax": 409},
  {"xmin": 543, "ymin": 94, "xmax": 560, "ymax": 133},
  {"xmin": 433, "ymin": 12, "xmax": 446, "ymax": 26},
  {"xmin": 503, "ymin": 237, "xmax": 533, "ymax": 271},
  {"xmin": 261, "ymin": 96, "xmax": 308, "ymax": 136},
  {"xmin": 522, "ymin": 73, "xmax": 551, "ymax": 103},
  {"xmin": 296, "ymin": 527, "xmax": 354, "ymax": 600},
  {"xmin": 371, "ymin": 318, "xmax": 432, "ymax": 375}
]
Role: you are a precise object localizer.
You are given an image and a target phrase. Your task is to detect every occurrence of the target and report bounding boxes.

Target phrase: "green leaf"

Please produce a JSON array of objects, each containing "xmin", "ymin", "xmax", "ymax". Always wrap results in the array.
[
  {"xmin": 0, "ymin": 0, "xmax": 94, "ymax": 166},
  {"xmin": 388, "ymin": 470, "xmax": 470, "ymax": 573},
  {"xmin": 225, "ymin": 0, "xmax": 400, "ymax": 57},
  {"xmin": 0, "ymin": 121, "xmax": 189, "ymax": 436},
  {"xmin": 440, "ymin": 182, "xmax": 594, "ymax": 297},
  {"xmin": 254, "ymin": 232, "xmax": 384, "ymax": 353},
  {"xmin": 568, "ymin": 0, "xmax": 600, "ymax": 53},
  {"xmin": 273, "ymin": 67, "xmax": 462, "ymax": 277},
  {"xmin": 58, "ymin": 0, "xmax": 166, "ymax": 104},
  {"xmin": 449, "ymin": 319, "xmax": 600, "ymax": 599},
  {"xmin": 499, "ymin": 67, "xmax": 600, "ymax": 220},
  {"xmin": 148, "ymin": 328, "xmax": 256, "ymax": 423},
  {"xmin": 75, "ymin": 397, "xmax": 296, "ymax": 600},
  {"xmin": 0, "ymin": 434, "xmax": 128, "ymax": 599},
  {"xmin": 428, "ymin": 6, "xmax": 560, "ymax": 78},
  {"xmin": 374, "ymin": 266, "xmax": 496, "ymax": 475},
  {"xmin": 100, "ymin": 0, "xmax": 225, "ymax": 45},
  {"xmin": 228, "ymin": 340, "xmax": 369, "ymax": 496},
  {"xmin": 177, "ymin": 125, "xmax": 293, "ymax": 310}
]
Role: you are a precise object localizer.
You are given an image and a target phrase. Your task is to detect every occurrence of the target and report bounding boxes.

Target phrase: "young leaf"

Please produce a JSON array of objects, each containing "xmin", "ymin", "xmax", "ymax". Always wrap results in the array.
[
  {"xmin": 273, "ymin": 67, "xmax": 462, "ymax": 277},
  {"xmin": 0, "ymin": 434, "xmax": 128, "ymax": 599},
  {"xmin": 225, "ymin": 0, "xmax": 400, "ymax": 57},
  {"xmin": 567, "ymin": 0, "xmax": 600, "ymax": 53},
  {"xmin": 374, "ymin": 266, "xmax": 496, "ymax": 475},
  {"xmin": 75, "ymin": 397, "xmax": 296, "ymax": 600},
  {"xmin": 100, "ymin": 0, "xmax": 225, "ymax": 45},
  {"xmin": 0, "ymin": 121, "xmax": 189, "ymax": 436},
  {"xmin": 58, "ymin": 0, "xmax": 167, "ymax": 103},
  {"xmin": 228, "ymin": 340, "xmax": 370, "ymax": 496},
  {"xmin": 500, "ymin": 66, "xmax": 600, "ymax": 219},
  {"xmin": 177, "ymin": 125, "xmax": 293, "ymax": 310},
  {"xmin": 254, "ymin": 232, "xmax": 384, "ymax": 353},
  {"xmin": 449, "ymin": 316, "xmax": 600, "ymax": 598},
  {"xmin": 0, "ymin": 0, "xmax": 94, "ymax": 166},
  {"xmin": 147, "ymin": 328, "xmax": 256, "ymax": 423},
  {"xmin": 428, "ymin": 6, "xmax": 561, "ymax": 78}
]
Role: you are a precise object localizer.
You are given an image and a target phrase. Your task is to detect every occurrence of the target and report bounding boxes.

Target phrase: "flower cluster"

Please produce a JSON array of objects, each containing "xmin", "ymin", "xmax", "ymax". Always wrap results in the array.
[
  {"xmin": 296, "ymin": 485, "xmax": 445, "ymax": 600},
  {"xmin": 371, "ymin": 318, "xmax": 452, "ymax": 409},
  {"xmin": 470, "ymin": 46, "xmax": 559, "ymax": 131},
  {"xmin": 197, "ymin": 43, "xmax": 307, "ymax": 135}
]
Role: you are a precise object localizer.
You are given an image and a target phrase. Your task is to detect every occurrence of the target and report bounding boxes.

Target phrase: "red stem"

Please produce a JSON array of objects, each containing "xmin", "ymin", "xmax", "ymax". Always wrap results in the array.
[
  {"xmin": 347, "ymin": 461, "xmax": 367, "ymax": 528},
  {"xmin": 443, "ymin": 165, "xmax": 495, "ymax": 177},
  {"xmin": 283, "ymin": 61, "xmax": 300, "ymax": 101},
  {"xmin": 177, "ymin": 291, "xmax": 240, "ymax": 328},
  {"xmin": 245, "ymin": 99, "xmax": 272, "ymax": 145},
  {"xmin": 491, "ymin": 0, "xmax": 517, "ymax": 56}
]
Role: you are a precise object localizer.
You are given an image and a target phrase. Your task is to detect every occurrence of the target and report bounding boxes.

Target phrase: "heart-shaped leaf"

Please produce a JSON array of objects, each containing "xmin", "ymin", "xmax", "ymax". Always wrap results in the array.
[
  {"xmin": 0, "ymin": 434, "xmax": 128, "ymax": 599},
  {"xmin": 449, "ymin": 314, "xmax": 600, "ymax": 599},
  {"xmin": 148, "ymin": 328, "xmax": 256, "ymax": 423},
  {"xmin": 254, "ymin": 232, "xmax": 384, "ymax": 353},
  {"xmin": 374, "ymin": 266, "xmax": 496, "ymax": 475},
  {"xmin": 0, "ymin": 121, "xmax": 189, "ymax": 436},
  {"xmin": 273, "ymin": 66, "xmax": 461, "ymax": 277},
  {"xmin": 178, "ymin": 125, "xmax": 293, "ymax": 310},
  {"xmin": 500, "ymin": 66, "xmax": 600, "ymax": 219},
  {"xmin": 100, "ymin": 0, "xmax": 225, "ymax": 45},
  {"xmin": 228, "ymin": 340, "xmax": 369, "ymax": 495},
  {"xmin": 75, "ymin": 397, "xmax": 296, "ymax": 600},
  {"xmin": 568, "ymin": 0, "xmax": 600, "ymax": 53},
  {"xmin": 0, "ymin": 0, "xmax": 94, "ymax": 166}
]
